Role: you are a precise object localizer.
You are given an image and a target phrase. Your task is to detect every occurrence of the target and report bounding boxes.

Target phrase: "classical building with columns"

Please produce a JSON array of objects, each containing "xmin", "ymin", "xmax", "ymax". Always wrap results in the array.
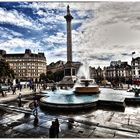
[{"xmin": 0, "ymin": 49, "xmax": 46, "ymax": 83}]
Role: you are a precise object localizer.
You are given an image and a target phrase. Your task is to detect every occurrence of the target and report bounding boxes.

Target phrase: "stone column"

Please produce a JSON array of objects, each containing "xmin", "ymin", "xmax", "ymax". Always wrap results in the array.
[{"xmin": 64, "ymin": 5, "xmax": 73, "ymax": 62}]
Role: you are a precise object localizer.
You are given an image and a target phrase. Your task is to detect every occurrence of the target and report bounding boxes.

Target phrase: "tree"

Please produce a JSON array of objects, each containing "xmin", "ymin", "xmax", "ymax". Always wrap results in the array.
[
  {"xmin": 46, "ymin": 71, "xmax": 54, "ymax": 81},
  {"xmin": 53, "ymin": 70, "xmax": 64, "ymax": 82},
  {"xmin": 46, "ymin": 70, "xmax": 64, "ymax": 82},
  {"xmin": 39, "ymin": 73, "xmax": 46, "ymax": 82},
  {"xmin": 0, "ymin": 59, "xmax": 15, "ymax": 83}
]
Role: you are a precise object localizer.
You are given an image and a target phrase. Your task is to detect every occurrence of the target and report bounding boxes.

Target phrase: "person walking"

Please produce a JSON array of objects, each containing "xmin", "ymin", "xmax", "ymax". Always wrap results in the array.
[
  {"xmin": 34, "ymin": 100, "xmax": 38, "ymax": 108},
  {"xmin": 18, "ymin": 93, "xmax": 22, "ymax": 107},
  {"xmin": 12, "ymin": 86, "xmax": 16, "ymax": 95},
  {"xmin": 33, "ymin": 109, "xmax": 39, "ymax": 127},
  {"xmin": 19, "ymin": 84, "xmax": 22, "ymax": 91},
  {"xmin": 54, "ymin": 118, "xmax": 60, "ymax": 138},
  {"xmin": 32, "ymin": 100, "xmax": 39, "ymax": 127},
  {"xmin": 33, "ymin": 100, "xmax": 38, "ymax": 116},
  {"xmin": 49, "ymin": 121, "xmax": 56, "ymax": 138}
]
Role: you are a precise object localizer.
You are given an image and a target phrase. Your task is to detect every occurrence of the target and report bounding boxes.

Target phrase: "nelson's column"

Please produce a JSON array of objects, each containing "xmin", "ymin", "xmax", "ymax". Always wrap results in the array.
[
  {"xmin": 64, "ymin": 5, "xmax": 73, "ymax": 62},
  {"xmin": 59, "ymin": 5, "xmax": 79, "ymax": 88}
]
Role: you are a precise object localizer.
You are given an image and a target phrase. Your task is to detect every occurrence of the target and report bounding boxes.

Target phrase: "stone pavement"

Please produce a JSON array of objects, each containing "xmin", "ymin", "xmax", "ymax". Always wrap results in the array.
[
  {"xmin": 0, "ymin": 87, "xmax": 140, "ymax": 138},
  {"xmin": 0, "ymin": 105, "xmax": 140, "ymax": 138},
  {"xmin": 0, "ymin": 88, "xmax": 40, "ymax": 103}
]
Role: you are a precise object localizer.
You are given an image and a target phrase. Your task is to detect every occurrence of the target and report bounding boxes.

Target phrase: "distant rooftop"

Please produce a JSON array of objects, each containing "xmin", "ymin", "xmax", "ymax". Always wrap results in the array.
[{"xmin": 0, "ymin": 49, "xmax": 46, "ymax": 59}]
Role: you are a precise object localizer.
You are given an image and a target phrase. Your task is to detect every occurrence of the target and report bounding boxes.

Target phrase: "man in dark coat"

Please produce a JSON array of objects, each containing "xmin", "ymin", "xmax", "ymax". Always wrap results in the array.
[
  {"xmin": 49, "ymin": 121, "xmax": 56, "ymax": 138},
  {"xmin": 54, "ymin": 118, "xmax": 60, "ymax": 138}
]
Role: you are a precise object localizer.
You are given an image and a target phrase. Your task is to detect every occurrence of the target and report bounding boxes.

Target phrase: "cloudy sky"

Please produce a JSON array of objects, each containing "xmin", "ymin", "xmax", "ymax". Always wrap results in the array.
[{"xmin": 0, "ymin": 2, "xmax": 140, "ymax": 67}]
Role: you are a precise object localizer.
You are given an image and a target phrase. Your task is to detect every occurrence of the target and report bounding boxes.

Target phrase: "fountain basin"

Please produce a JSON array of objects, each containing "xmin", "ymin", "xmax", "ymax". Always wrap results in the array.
[
  {"xmin": 39, "ymin": 90, "xmax": 99, "ymax": 110},
  {"xmin": 40, "ymin": 97, "xmax": 97, "ymax": 110},
  {"xmin": 39, "ymin": 88, "xmax": 133, "ymax": 111},
  {"xmin": 75, "ymin": 86, "xmax": 100, "ymax": 94}
]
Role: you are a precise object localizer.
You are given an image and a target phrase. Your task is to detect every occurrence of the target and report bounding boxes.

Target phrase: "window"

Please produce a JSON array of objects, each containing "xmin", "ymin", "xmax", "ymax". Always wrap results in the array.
[
  {"xmin": 72, "ymin": 69, "xmax": 76, "ymax": 76},
  {"xmin": 65, "ymin": 69, "xmax": 71, "ymax": 76}
]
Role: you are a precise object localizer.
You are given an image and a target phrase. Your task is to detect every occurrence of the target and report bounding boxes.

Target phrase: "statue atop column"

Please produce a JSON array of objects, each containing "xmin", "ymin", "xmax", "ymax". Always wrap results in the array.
[{"xmin": 67, "ymin": 5, "xmax": 70, "ymax": 15}]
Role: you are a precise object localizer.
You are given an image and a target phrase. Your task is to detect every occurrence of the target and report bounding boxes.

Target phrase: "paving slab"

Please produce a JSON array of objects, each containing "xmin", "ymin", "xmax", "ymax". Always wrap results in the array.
[
  {"xmin": 8, "ymin": 114, "xmax": 25, "ymax": 121},
  {"xmin": 104, "ymin": 122, "xmax": 138, "ymax": 133},
  {"xmin": 68, "ymin": 126, "xmax": 94, "ymax": 137},
  {"xmin": 90, "ymin": 129, "xmax": 115, "ymax": 138},
  {"xmin": 73, "ymin": 117, "xmax": 99, "ymax": 126},
  {"xmin": 39, "ymin": 120, "xmax": 52, "ymax": 129},
  {"xmin": 13, "ymin": 123, "xmax": 35, "ymax": 132},
  {"xmin": 25, "ymin": 126, "xmax": 49, "ymax": 137},
  {"xmin": 114, "ymin": 131, "xmax": 138, "ymax": 138},
  {"xmin": 0, "ymin": 118, "xmax": 14, "ymax": 125},
  {"xmin": 61, "ymin": 132, "xmax": 82, "ymax": 138},
  {"xmin": 110, "ymin": 116, "xmax": 129, "ymax": 124},
  {"xmin": 28, "ymin": 115, "xmax": 52, "ymax": 126},
  {"xmin": 7, "ymin": 121, "xmax": 22, "ymax": 128},
  {"xmin": 137, "ymin": 133, "xmax": 140, "ymax": 138},
  {"xmin": 102, "ymin": 121, "xmax": 122, "ymax": 129},
  {"xmin": 59, "ymin": 122, "xmax": 69, "ymax": 132},
  {"xmin": 10, "ymin": 131, "xmax": 30, "ymax": 138},
  {"xmin": 129, "ymin": 119, "xmax": 140, "ymax": 126},
  {"xmin": 94, "ymin": 127, "xmax": 116, "ymax": 134},
  {"xmin": 76, "ymin": 122, "xmax": 97, "ymax": 130},
  {"xmin": 38, "ymin": 115, "xmax": 49, "ymax": 120},
  {"xmin": 122, "ymin": 124, "xmax": 139, "ymax": 133}
]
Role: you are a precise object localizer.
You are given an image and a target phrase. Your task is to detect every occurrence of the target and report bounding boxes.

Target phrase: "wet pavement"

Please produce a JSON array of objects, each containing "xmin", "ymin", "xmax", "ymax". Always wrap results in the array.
[
  {"xmin": 0, "ymin": 105, "xmax": 140, "ymax": 138},
  {"xmin": 0, "ymin": 87, "xmax": 140, "ymax": 138},
  {"xmin": 0, "ymin": 88, "xmax": 39, "ymax": 103}
]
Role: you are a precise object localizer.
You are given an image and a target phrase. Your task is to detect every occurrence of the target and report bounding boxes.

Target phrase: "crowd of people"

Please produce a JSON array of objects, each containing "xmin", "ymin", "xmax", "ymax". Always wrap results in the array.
[{"xmin": 0, "ymin": 81, "xmax": 40, "ymax": 97}]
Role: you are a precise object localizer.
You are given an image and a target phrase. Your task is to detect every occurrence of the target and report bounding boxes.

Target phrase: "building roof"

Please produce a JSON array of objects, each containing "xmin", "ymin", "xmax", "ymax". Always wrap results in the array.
[
  {"xmin": 0, "ymin": 49, "xmax": 46, "ymax": 59},
  {"xmin": 132, "ymin": 57, "xmax": 140, "ymax": 61},
  {"xmin": 106, "ymin": 61, "xmax": 131, "ymax": 69}
]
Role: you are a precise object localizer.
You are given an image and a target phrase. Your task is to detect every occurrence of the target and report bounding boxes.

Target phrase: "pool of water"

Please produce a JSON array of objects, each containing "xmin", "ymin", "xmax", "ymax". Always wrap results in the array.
[
  {"xmin": 42, "ymin": 90, "xmax": 99, "ymax": 104},
  {"xmin": 41, "ymin": 88, "xmax": 136, "ymax": 105}
]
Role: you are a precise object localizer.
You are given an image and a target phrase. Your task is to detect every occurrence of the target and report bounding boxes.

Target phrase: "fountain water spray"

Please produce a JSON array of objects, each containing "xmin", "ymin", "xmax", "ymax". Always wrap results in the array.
[
  {"xmin": 76, "ymin": 58, "xmax": 90, "ymax": 80},
  {"xmin": 73, "ymin": 58, "xmax": 96, "ymax": 90}
]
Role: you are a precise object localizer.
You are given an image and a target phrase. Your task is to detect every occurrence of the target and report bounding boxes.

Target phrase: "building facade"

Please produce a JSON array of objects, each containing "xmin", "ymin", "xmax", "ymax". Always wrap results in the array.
[
  {"xmin": 0, "ymin": 49, "xmax": 46, "ymax": 83},
  {"xmin": 90, "ymin": 60, "xmax": 132, "ymax": 84},
  {"xmin": 131, "ymin": 57, "xmax": 140, "ymax": 85},
  {"xmin": 90, "ymin": 66, "xmax": 104, "ymax": 83},
  {"xmin": 47, "ymin": 60, "xmax": 65, "ymax": 74},
  {"xmin": 105, "ymin": 60, "xmax": 132, "ymax": 83}
]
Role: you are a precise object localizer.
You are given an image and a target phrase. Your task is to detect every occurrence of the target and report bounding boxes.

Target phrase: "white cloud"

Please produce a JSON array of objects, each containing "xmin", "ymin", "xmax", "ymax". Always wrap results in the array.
[
  {"xmin": 28, "ymin": 2, "xmax": 100, "ymax": 11},
  {"xmin": 0, "ymin": 38, "xmax": 41, "ymax": 53},
  {"xmin": 29, "ymin": 2, "xmax": 96, "ymax": 25},
  {"xmin": 0, "ymin": 7, "xmax": 44, "ymax": 30},
  {"xmin": 70, "ymin": 2, "xmax": 140, "ymax": 67},
  {"xmin": 44, "ymin": 32, "xmax": 66, "ymax": 44},
  {"xmin": 0, "ymin": 27, "xmax": 23, "ymax": 39}
]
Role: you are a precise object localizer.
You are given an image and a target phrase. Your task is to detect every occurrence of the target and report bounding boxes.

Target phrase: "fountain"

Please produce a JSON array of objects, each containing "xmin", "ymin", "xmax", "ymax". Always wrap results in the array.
[
  {"xmin": 40, "ymin": 58, "xmax": 100, "ymax": 110},
  {"xmin": 73, "ymin": 57, "xmax": 99, "ymax": 94},
  {"xmin": 74, "ymin": 79, "xmax": 100, "ymax": 94}
]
